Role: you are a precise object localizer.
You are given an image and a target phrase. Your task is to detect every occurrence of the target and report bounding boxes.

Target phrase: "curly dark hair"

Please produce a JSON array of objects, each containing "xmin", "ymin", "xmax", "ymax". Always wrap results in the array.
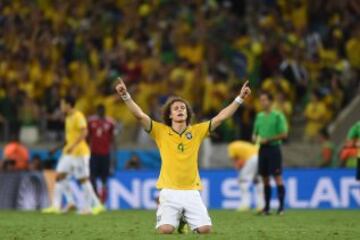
[{"xmin": 162, "ymin": 96, "xmax": 193, "ymax": 127}]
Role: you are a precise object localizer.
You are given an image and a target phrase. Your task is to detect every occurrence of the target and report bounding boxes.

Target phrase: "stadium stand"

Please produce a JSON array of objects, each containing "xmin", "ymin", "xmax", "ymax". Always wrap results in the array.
[{"xmin": 0, "ymin": 0, "xmax": 359, "ymax": 167}]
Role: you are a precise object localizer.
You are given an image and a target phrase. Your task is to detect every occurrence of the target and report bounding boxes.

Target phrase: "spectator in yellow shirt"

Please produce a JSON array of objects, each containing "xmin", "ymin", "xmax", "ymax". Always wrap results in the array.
[
  {"xmin": 177, "ymin": 38, "xmax": 204, "ymax": 64},
  {"xmin": 304, "ymin": 91, "xmax": 329, "ymax": 141},
  {"xmin": 273, "ymin": 90, "xmax": 293, "ymax": 125},
  {"xmin": 346, "ymin": 27, "xmax": 360, "ymax": 70},
  {"xmin": 261, "ymin": 72, "xmax": 293, "ymax": 102}
]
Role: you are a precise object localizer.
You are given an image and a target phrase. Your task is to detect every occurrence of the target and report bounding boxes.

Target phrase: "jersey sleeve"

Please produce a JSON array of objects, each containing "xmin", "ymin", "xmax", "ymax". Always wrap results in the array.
[
  {"xmin": 146, "ymin": 120, "xmax": 164, "ymax": 140},
  {"xmin": 277, "ymin": 112, "xmax": 288, "ymax": 134},
  {"xmin": 194, "ymin": 121, "xmax": 211, "ymax": 140}
]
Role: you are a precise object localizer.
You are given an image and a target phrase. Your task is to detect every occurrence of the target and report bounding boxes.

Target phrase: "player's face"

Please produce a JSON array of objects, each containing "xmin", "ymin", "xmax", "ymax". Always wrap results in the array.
[
  {"xmin": 260, "ymin": 94, "xmax": 272, "ymax": 110},
  {"xmin": 169, "ymin": 101, "xmax": 187, "ymax": 123},
  {"xmin": 60, "ymin": 99, "xmax": 69, "ymax": 114}
]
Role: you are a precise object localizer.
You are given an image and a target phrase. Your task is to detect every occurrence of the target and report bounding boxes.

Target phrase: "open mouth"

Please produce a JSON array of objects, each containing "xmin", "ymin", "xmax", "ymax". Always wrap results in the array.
[{"xmin": 177, "ymin": 113, "xmax": 184, "ymax": 117}]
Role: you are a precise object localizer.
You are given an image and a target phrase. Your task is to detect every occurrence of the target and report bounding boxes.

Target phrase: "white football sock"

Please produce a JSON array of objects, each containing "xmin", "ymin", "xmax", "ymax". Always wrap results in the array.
[
  {"xmin": 239, "ymin": 181, "xmax": 251, "ymax": 209},
  {"xmin": 53, "ymin": 180, "xmax": 64, "ymax": 210},
  {"xmin": 82, "ymin": 181, "xmax": 101, "ymax": 208},
  {"xmin": 255, "ymin": 178, "xmax": 265, "ymax": 209},
  {"xmin": 63, "ymin": 178, "xmax": 75, "ymax": 206}
]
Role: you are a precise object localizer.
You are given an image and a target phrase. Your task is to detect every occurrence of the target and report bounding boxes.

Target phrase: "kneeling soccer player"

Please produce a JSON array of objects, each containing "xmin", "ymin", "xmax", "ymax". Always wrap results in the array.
[{"xmin": 115, "ymin": 77, "xmax": 251, "ymax": 234}]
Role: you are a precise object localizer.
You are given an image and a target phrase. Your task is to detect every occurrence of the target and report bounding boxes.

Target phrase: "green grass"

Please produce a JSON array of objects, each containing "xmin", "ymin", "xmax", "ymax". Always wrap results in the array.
[{"xmin": 0, "ymin": 210, "xmax": 359, "ymax": 240}]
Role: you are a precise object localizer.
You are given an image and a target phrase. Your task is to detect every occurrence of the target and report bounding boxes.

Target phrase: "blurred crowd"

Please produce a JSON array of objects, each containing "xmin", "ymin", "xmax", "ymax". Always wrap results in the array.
[{"xmin": 0, "ymin": 0, "xmax": 359, "ymax": 144}]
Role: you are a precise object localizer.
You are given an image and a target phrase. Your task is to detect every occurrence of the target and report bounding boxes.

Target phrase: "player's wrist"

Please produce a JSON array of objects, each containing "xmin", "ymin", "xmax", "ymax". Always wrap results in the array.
[
  {"xmin": 234, "ymin": 96, "xmax": 244, "ymax": 105},
  {"xmin": 121, "ymin": 92, "xmax": 131, "ymax": 101}
]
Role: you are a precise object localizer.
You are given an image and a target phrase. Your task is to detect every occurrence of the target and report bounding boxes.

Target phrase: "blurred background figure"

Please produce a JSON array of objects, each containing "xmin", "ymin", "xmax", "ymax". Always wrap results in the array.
[
  {"xmin": 1, "ymin": 133, "xmax": 29, "ymax": 171},
  {"xmin": 125, "ymin": 153, "xmax": 142, "ymax": 170},
  {"xmin": 228, "ymin": 140, "xmax": 264, "ymax": 211},
  {"xmin": 29, "ymin": 154, "xmax": 43, "ymax": 172},
  {"xmin": 304, "ymin": 91, "xmax": 329, "ymax": 142},
  {"xmin": 345, "ymin": 121, "xmax": 360, "ymax": 180},
  {"xmin": 0, "ymin": 84, "xmax": 21, "ymax": 141},
  {"xmin": 253, "ymin": 92, "xmax": 288, "ymax": 215},
  {"xmin": 42, "ymin": 96, "xmax": 103, "ymax": 215},
  {"xmin": 88, "ymin": 104, "xmax": 116, "ymax": 203},
  {"xmin": 339, "ymin": 140, "xmax": 358, "ymax": 168}
]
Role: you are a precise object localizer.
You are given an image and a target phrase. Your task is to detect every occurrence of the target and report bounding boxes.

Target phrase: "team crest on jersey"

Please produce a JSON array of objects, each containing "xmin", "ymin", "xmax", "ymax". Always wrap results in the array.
[{"xmin": 185, "ymin": 132, "xmax": 192, "ymax": 140}]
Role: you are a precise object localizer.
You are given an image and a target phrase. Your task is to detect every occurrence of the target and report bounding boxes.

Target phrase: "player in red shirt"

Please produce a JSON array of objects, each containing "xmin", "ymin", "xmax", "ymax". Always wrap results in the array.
[{"xmin": 88, "ymin": 104, "xmax": 116, "ymax": 203}]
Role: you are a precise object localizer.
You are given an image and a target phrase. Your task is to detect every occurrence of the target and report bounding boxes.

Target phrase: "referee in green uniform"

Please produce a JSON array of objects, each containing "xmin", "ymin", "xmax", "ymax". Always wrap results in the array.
[
  {"xmin": 252, "ymin": 91, "xmax": 288, "ymax": 215},
  {"xmin": 346, "ymin": 121, "xmax": 360, "ymax": 181}
]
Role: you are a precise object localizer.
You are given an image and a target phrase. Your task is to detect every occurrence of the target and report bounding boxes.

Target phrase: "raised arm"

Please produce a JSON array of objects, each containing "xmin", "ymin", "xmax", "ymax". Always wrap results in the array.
[
  {"xmin": 210, "ymin": 81, "xmax": 251, "ymax": 131},
  {"xmin": 115, "ymin": 77, "xmax": 151, "ymax": 131}
]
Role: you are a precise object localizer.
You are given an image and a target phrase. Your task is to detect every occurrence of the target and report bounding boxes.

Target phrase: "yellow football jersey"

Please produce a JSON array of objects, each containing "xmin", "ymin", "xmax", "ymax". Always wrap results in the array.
[
  {"xmin": 228, "ymin": 141, "xmax": 258, "ymax": 161},
  {"xmin": 64, "ymin": 110, "xmax": 90, "ymax": 157},
  {"xmin": 148, "ymin": 120, "xmax": 211, "ymax": 190}
]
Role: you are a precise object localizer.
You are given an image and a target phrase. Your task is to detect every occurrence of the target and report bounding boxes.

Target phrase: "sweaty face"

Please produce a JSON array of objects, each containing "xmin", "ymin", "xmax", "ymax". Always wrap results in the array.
[
  {"xmin": 260, "ymin": 94, "xmax": 271, "ymax": 110},
  {"xmin": 169, "ymin": 101, "xmax": 188, "ymax": 123}
]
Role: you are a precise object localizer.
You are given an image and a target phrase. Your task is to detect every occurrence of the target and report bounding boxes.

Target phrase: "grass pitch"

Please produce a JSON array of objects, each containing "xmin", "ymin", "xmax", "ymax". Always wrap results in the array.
[{"xmin": 0, "ymin": 210, "xmax": 359, "ymax": 240}]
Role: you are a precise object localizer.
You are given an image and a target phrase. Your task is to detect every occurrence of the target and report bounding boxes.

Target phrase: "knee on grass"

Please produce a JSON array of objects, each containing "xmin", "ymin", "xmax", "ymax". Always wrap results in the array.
[
  {"xmin": 195, "ymin": 225, "xmax": 211, "ymax": 234},
  {"xmin": 157, "ymin": 224, "xmax": 175, "ymax": 234}
]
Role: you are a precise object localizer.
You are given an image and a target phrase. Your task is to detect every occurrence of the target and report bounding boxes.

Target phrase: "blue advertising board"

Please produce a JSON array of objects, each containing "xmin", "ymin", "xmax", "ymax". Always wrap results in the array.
[
  {"xmin": 105, "ymin": 169, "xmax": 360, "ymax": 209},
  {"xmin": 1, "ymin": 148, "xmax": 358, "ymax": 209}
]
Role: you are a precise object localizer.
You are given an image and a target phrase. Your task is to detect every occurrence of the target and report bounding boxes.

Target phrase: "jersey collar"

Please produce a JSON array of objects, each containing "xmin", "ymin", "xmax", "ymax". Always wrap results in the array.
[{"xmin": 169, "ymin": 125, "xmax": 191, "ymax": 137}]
